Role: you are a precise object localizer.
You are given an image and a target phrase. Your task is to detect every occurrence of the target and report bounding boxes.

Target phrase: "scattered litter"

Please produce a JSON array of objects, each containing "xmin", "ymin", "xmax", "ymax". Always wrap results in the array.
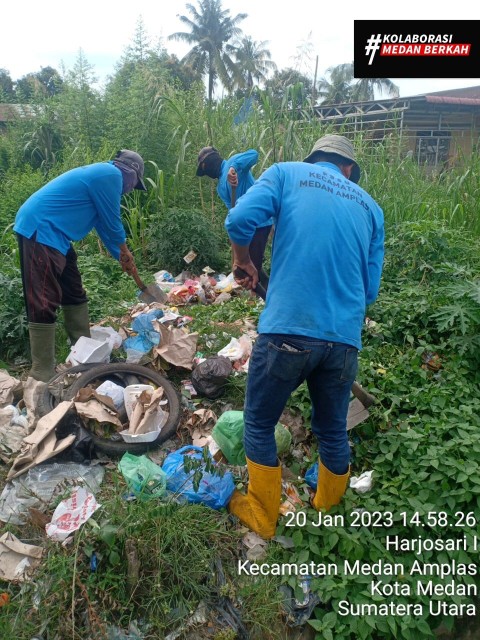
[
  {"xmin": 279, "ymin": 576, "xmax": 321, "ymax": 627},
  {"xmin": 164, "ymin": 601, "xmax": 208, "ymax": 640},
  {"xmin": 0, "ymin": 462, "xmax": 105, "ymax": 525},
  {"xmin": 212, "ymin": 411, "xmax": 291, "ymax": 466},
  {"xmin": 217, "ymin": 335, "xmax": 252, "ymax": 370},
  {"xmin": 181, "ymin": 380, "xmax": 197, "ymax": 397},
  {"xmin": 120, "ymin": 387, "xmax": 167, "ymax": 442},
  {"xmin": 154, "ymin": 270, "xmax": 175, "ymax": 283},
  {"xmin": 7, "ymin": 401, "xmax": 77, "ymax": 480},
  {"xmin": 183, "ymin": 250, "xmax": 197, "ymax": 264},
  {"xmin": 118, "ymin": 452, "xmax": 167, "ymax": 501},
  {"xmin": 96, "ymin": 380, "xmax": 125, "ymax": 412},
  {"xmin": 106, "ymin": 621, "xmax": 145, "ymax": 639},
  {"xmin": 279, "ymin": 482, "xmax": 304, "ymax": 515},
  {"xmin": 350, "ymin": 470, "xmax": 374, "ymax": 493},
  {"xmin": 0, "ymin": 592, "xmax": 10, "ymax": 606},
  {"xmin": 0, "ymin": 532, "xmax": 43, "ymax": 582},
  {"xmin": 0, "ymin": 405, "xmax": 30, "ymax": 458},
  {"xmin": 67, "ymin": 336, "xmax": 112, "ymax": 366},
  {"xmin": 153, "ymin": 322, "xmax": 198, "ymax": 370},
  {"xmin": 162, "ymin": 445, "xmax": 235, "ymax": 510},
  {"xmin": 123, "ymin": 310, "xmax": 164, "ymax": 354},
  {"xmin": 191, "ymin": 356, "xmax": 233, "ymax": 399},
  {"xmin": 46, "ymin": 486, "xmax": 101, "ymax": 542},
  {"xmin": 243, "ymin": 531, "xmax": 268, "ymax": 561},
  {"xmin": 22, "ymin": 377, "xmax": 48, "ymax": 429},
  {"xmin": 74, "ymin": 388, "xmax": 122, "ymax": 429},
  {"xmin": 0, "ymin": 370, "xmax": 22, "ymax": 408},
  {"xmin": 90, "ymin": 325, "xmax": 123, "ymax": 350}
]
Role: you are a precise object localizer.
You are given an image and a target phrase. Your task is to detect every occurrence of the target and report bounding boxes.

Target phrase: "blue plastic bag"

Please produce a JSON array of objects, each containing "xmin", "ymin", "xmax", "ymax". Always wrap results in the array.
[
  {"xmin": 162, "ymin": 445, "xmax": 235, "ymax": 510},
  {"xmin": 305, "ymin": 462, "xmax": 318, "ymax": 490},
  {"xmin": 123, "ymin": 310, "xmax": 164, "ymax": 353}
]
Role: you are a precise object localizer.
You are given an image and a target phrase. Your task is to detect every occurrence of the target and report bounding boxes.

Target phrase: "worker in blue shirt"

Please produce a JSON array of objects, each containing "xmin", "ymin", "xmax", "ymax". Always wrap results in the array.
[
  {"xmin": 196, "ymin": 146, "xmax": 272, "ymax": 294},
  {"xmin": 225, "ymin": 135, "xmax": 385, "ymax": 538},
  {"xmin": 14, "ymin": 150, "xmax": 146, "ymax": 382}
]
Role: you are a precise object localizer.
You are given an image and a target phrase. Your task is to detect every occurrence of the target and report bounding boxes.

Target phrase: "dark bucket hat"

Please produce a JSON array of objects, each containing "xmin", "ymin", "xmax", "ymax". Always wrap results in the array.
[
  {"xmin": 114, "ymin": 150, "xmax": 147, "ymax": 190},
  {"xmin": 196, "ymin": 146, "xmax": 221, "ymax": 176}
]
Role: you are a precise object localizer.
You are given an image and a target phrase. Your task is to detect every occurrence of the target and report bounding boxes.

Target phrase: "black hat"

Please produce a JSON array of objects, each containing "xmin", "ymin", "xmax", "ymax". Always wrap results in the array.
[
  {"xmin": 196, "ymin": 146, "xmax": 221, "ymax": 176},
  {"xmin": 114, "ymin": 150, "xmax": 147, "ymax": 190}
]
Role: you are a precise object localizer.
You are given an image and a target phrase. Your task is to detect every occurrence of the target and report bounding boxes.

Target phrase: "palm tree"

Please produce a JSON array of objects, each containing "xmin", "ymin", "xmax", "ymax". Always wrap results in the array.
[
  {"xmin": 317, "ymin": 62, "xmax": 399, "ymax": 105},
  {"xmin": 169, "ymin": 0, "xmax": 247, "ymax": 103},
  {"xmin": 350, "ymin": 75, "xmax": 399, "ymax": 101},
  {"xmin": 232, "ymin": 37, "xmax": 277, "ymax": 90},
  {"xmin": 317, "ymin": 63, "xmax": 353, "ymax": 104}
]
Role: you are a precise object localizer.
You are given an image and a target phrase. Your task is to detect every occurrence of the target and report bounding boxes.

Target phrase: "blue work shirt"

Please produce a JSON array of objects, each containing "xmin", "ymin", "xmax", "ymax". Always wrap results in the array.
[
  {"xmin": 14, "ymin": 162, "xmax": 126, "ymax": 259},
  {"xmin": 217, "ymin": 149, "xmax": 272, "ymax": 229},
  {"xmin": 225, "ymin": 161, "xmax": 385, "ymax": 349}
]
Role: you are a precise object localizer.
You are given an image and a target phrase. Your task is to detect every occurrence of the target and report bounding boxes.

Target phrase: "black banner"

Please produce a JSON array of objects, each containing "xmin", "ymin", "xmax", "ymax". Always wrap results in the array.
[{"xmin": 354, "ymin": 20, "xmax": 479, "ymax": 78}]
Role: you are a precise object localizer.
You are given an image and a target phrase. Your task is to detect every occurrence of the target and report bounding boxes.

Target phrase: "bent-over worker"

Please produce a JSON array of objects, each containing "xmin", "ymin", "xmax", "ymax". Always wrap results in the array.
[
  {"xmin": 14, "ymin": 150, "xmax": 146, "ymax": 382},
  {"xmin": 225, "ymin": 134, "xmax": 385, "ymax": 538}
]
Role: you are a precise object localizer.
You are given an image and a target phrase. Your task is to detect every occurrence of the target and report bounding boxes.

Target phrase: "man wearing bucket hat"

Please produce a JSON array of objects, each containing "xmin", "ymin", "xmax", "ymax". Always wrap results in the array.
[
  {"xmin": 196, "ymin": 146, "xmax": 272, "ymax": 295},
  {"xmin": 14, "ymin": 150, "xmax": 147, "ymax": 382},
  {"xmin": 225, "ymin": 134, "xmax": 384, "ymax": 538}
]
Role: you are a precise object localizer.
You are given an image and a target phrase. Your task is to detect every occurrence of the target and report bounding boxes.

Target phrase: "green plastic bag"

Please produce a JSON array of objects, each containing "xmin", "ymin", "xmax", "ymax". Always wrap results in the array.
[
  {"xmin": 118, "ymin": 452, "xmax": 167, "ymax": 501},
  {"xmin": 212, "ymin": 411, "xmax": 292, "ymax": 465}
]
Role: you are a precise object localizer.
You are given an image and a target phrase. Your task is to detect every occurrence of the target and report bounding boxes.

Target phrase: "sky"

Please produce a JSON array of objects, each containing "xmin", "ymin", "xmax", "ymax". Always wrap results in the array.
[{"xmin": 2, "ymin": 1, "xmax": 480, "ymax": 98}]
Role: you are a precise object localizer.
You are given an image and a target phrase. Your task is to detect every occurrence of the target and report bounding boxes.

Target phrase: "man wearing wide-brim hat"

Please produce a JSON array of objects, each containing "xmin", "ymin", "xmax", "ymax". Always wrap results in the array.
[{"xmin": 225, "ymin": 134, "xmax": 385, "ymax": 538}]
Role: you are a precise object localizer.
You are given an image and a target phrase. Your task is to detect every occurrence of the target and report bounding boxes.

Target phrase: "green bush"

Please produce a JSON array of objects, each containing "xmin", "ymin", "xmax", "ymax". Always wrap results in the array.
[{"xmin": 145, "ymin": 207, "xmax": 229, "ymax": 275}]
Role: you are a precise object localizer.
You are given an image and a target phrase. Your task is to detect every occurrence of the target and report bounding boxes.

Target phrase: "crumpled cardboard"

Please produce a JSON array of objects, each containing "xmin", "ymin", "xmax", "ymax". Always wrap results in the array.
[
  {"xmin": 0, "ymin": 532, "xmax": 43, "ymax": 582},
  {"xmin": 153, "ymin": 322, "xmax": 198, "ymax": 370},
  {"xmin": 0, "ymin": 406, "xmax": 30, "ymax": 460},
  {"xmin": 7, "ymin": 401, "xmax": 76, "ymax": 480},
  {"xmin": 186, "ymin": 409, "xmax": 218, "ymax": 448},
  {"xmin": 23, "ymin": 377, "xmax": 48, "ymax": 429},
  {"xmin": 73, "ymin": 388, "xmax": 122, "ymax": 429},
  {"xmin": 0, "ymin": 370, "xmax": 22, "ymax": 408},
  {"xmin": 128, "ymin": 387, "xmax": 167, "ymax": 435}
]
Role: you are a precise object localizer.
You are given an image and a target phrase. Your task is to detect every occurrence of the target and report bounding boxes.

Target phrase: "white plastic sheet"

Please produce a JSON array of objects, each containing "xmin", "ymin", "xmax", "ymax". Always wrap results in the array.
[{"xmin": 46, "ymin": 486, "xmax": 101, "ymax": 542}]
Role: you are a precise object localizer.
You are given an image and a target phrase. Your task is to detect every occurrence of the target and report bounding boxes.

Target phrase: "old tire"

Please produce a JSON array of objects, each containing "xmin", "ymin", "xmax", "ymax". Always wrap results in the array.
[{"xmin": 45, "ymin": 363, "xmax": 181, "ymax": 457}]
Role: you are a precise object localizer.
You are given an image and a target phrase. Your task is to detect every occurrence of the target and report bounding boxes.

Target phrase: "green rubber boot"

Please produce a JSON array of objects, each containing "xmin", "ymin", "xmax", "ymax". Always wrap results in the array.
[
  {"xmin": 28, "ymin": 322, "xmax": 57, "ymax": 382},
  {"xmin": 62, "ymin": 302, "xmax": 91, "ymax": 343}
]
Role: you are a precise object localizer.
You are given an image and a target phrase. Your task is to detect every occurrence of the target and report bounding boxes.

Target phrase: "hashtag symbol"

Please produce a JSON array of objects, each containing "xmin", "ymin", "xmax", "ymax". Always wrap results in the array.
[{"xmin": 365, "ymin": 34, "xmax": 382, "ymax": 65}]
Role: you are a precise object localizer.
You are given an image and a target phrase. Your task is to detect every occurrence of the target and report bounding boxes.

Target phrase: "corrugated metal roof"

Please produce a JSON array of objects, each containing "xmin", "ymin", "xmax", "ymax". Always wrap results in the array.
[{"xmin": 425, "ymin": 95, "xmax": 480, "ymax": 106}]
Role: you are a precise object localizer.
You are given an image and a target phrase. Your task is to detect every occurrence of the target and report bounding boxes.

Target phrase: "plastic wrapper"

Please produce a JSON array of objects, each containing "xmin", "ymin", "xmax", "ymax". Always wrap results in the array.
[
  {"xmin": 96, "ymin": 380, "xmax": 125, "ymax": 412},
  {"xmin": 0, "ymin": 462, "xmax": 105, "ymax": 525},
  {"xmin": 123, "ymin": 310, "xmax": 163, "ymax": 353},
  {"xmin": 191, "ymin": 356, "xmax": 233, "ymax": 399},
  {"xmin": 212, "ymin": 411, "xmax": 292, "ymax": 465},
  {"xmin": 46, "ymin": 486, "xmax": 100, "ymax": 542},
  {"xmin": 162, "ymin": 445, "xmax": 235, "ymax": 510},
  {"xmin": 118, "ymin": 452, "xmax": 167, "ymax": 501}
]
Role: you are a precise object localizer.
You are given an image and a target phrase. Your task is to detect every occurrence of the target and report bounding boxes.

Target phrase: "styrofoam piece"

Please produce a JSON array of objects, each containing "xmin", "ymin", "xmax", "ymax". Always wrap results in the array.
[
  {"xmin": 90, "ymin": 325, "xmax": 123, "ymax": 349},
  {"xmin": 66, "ymin": 336, "xmax": 112, "ymax": 365},
  {"xmin": 123, "ymin": 384, "xmax": 155, "ymax": 419},
  {"xmin": 119, "ymin": 427, "xmax": 161, "ymax": 443}
]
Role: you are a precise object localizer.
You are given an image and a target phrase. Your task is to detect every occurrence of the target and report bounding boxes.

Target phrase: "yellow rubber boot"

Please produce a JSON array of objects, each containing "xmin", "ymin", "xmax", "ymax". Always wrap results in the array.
[
  {"xmin": 228, "ymin": 458, "xmax": 282, "ymax": 539},
  {"xmin": 312, "ymin": 460, "xmax": 350, "ymax": 511}
]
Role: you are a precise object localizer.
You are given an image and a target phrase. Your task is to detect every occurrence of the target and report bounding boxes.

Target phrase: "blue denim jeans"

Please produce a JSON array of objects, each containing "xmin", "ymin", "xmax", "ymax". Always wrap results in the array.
[{"xmin": 244, "ymin": 334, "xmax": 358, "ymax": 474}]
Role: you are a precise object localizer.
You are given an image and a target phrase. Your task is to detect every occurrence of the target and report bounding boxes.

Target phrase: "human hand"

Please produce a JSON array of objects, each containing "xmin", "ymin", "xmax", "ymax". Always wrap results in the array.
[
  {"xmin": 227, "ymin": 167, "xmax": 238, "ymax": 187},
  {"xmin": 119, "ymin": 244, "xmax": 136, "ymax": 275},
  {"xmin": 233, "ymin": 260, "xmax": 258, "ymax": 290}
]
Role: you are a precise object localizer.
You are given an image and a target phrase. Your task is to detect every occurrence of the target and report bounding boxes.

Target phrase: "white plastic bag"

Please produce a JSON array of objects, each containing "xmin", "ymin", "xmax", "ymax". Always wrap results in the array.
[
  {"xmin": 46, "ymin": 486, "xmax": 101, "ymax": 542},
  {"xmin": 350, "ymin": 470, "xmax": 373, "ymax": 493}
]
